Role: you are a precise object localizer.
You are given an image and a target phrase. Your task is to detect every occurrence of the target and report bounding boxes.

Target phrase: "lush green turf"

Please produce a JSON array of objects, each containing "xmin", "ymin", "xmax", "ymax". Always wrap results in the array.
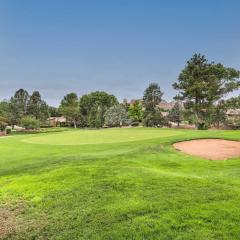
[
  {"xmin": 0, "ymin": 128, "xmax": 240, "ymax": 239},
  {"xmin": 23, "ymin": 128, "xmax": 183, "ymax": 145}
]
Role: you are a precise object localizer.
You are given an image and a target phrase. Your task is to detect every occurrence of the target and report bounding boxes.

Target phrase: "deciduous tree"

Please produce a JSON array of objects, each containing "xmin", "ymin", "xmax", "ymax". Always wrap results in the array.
[
  {"xmin": 79, "ymin": 91, "xmax": 118, "ymax": 128},
  {"xmin": 105, "ymin": 105, "xmax": 129, "ymax": 127},
  {"xmin": 59, "ymin": 93, "xmax": 79, "ymax": 128}
]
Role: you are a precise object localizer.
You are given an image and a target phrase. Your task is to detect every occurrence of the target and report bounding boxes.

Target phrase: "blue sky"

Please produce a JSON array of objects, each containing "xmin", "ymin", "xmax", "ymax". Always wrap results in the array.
[{"xmin": 0, "ymin": 0, "xmax": 240, "ymax": 106}]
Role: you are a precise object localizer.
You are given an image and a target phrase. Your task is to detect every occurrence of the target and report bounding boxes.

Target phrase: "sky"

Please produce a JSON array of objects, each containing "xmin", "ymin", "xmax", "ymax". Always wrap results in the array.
[{"xmin": 0, "ymin": 0, "xmax": 240, "ymax": 106}]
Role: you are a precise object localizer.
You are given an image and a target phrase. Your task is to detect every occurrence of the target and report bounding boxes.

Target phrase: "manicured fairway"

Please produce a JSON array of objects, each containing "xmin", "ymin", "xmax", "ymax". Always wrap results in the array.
[{"xmin": 0, "ymin": 128, "xmax": 240, "ymax": 239}]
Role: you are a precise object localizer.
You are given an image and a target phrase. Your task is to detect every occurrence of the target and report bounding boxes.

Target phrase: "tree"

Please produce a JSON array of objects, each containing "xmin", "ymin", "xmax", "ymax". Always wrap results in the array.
[
  {"xmin": 211, "ymin": 103, "xmax": 227, "ymax": 128},
  {"xmin": 143, "ymin": 110, "xmax": 165, "ymax": 127},
  {"xmin": 87, "ymin": 104, "xmax": 102, "ymax": 128},
  {"xmin": 173, "ymin": 54, "xmax": 240, "ymax": 129},
  {"xmin": 27, "ymin": 91, "xmax": 49, "ymax": 121},
  {"xmin": 0, "ymin": 100, "xmax": 10, "ymax": 120},
  {"xmin": 225, "ymin": 96, "xmax": 240, "ymax": 109},
  {"xmin": 59, "ymin": 93, "xmax": 79, "ymax": 128},
  {"xmin": 142, "ymin": 83, "xmax": 164, "ymax": 127},
  {"xmin": 79, "ymin": 91, "xmax": 118, "ymax": 128},
  {"xmin": 21, "ymin": 116, "xmax": 40, "ymax": 130},
  {"xmin": 143, "ymin": 83, "xmax": 163, "ymax": 111},
  {"xmin": 9, "ymin": 89, "xmax": 29, "ymax": 126},
  {"xmin": 0, "ymin": 116, "xmax": 8, "ymax": 131},
  {"xmin": 49, "ymin": 106, "xmax": 61, "ymax": 117},
  {"xmin": 168, "ymin": 102, "xmax": 182, "ymax": 126},
  {"xmin": 105, "ymin": 105, "xmax": 129, "ymax": 127},
  {"xmin": 128, "ymin": 100, "xmax": 143, "ymax": 123}
]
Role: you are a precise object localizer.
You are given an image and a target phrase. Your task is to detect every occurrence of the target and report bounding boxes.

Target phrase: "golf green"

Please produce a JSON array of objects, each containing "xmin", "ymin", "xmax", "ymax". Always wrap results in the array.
[{"xmin": 22, "ymin": 128, "xmax": 183, "ymax": 145}]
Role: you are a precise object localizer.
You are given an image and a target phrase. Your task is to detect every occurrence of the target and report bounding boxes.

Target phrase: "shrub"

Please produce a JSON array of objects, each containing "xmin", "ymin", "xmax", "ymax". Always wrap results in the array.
[
  {"xmin": 143, "ymin": 110, "xmax": 165, "ymax": 127},
  {"xmin": 197, "ymin": 122, "xmax": 208, "ymax": 130},
  {"xmin": 6, "ymin": 128, "xmax": 11, "ymax": 134},
  {"xmin": 21, "ymin": 116, "xmax": 40, "ymax": 130},
  {"xmin": 0, "ymin": 116, "xmax": 8, "ymax": 131}
]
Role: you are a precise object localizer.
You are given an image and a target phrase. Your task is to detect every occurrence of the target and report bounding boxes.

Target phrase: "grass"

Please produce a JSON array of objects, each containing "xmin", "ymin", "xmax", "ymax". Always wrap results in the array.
[{"xmin": 0, "ymin": 128, "xmax": 240, "ymax": 239}]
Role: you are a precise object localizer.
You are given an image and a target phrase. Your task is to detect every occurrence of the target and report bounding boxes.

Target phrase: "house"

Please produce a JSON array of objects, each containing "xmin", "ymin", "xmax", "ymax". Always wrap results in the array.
[
  {"xmin": 158, "ymin": 100, "xmax": 176, "ymax": 111},
  {"xmin": 48, "ymin": 116, "xmax": 66, "ymax": 127},
  {"xmin": 226, "ymin": 109, "xmax": 240, "ymax": 128}
]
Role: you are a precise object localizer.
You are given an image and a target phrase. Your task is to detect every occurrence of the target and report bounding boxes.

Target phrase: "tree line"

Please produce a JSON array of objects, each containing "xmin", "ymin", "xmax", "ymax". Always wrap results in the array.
[{"xmin": 0, "ymin": 53, "xmax": 240, "ymax": 131}]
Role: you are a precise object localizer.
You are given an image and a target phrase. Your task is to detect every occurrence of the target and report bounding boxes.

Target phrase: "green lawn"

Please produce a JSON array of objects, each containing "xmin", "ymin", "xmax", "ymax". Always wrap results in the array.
[{"xmin": 0, "ymin": 128, "xmax": 240, "ymax": 239}]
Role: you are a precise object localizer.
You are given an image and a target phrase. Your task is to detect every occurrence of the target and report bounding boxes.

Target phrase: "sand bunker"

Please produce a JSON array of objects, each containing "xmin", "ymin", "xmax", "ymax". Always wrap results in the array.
[{"xmin": 173, "ymin": 139, "xmax": 240, "ymax": 160}]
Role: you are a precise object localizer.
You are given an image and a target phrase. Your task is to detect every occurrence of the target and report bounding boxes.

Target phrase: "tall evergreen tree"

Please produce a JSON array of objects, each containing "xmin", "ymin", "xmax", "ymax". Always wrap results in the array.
[
  {"xmin": 173, "ymin": 54, "xmax": 240, "ymax": 129},
  {"xmin": 9, "ymin": 89, "xmax": 29, "ymax": 126},
  {"xmin": 27, "ymin": 91, "xmax": 49, "ymax": 121},
  {"xmin": 143, "ymin": 83, "xmax": 163, "ymax": 111},
  {"xmin": 142, "ymin": 83, "xmax": 164, "ymax": 127},
  {"xmin": 0, "ymin": 100, "xmax": 10, "ymax": 120},
  {"xmin": 168, "ymin": 102, "xmax": 182, "ymax": 126}
]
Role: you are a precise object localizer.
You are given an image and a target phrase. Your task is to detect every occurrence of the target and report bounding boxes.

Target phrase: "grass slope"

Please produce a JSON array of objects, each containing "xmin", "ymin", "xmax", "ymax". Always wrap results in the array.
[{"xmin": 0, "ymin": 128, "xmax": 240, "ymax": 239}]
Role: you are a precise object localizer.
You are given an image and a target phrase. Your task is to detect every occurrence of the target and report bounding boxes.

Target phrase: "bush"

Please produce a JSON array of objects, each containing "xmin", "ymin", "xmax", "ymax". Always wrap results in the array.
[
  {"xmin": 143, "ymin": 110, "xmax": 165, "ymax": 127},
  {"xmin": 21, "ymin": 116, "xmax": 40, "ymax": 130},
  {"xmin": 197, "ymin": 122, "xmax": 209, "ymax": 130},
  {"xmin": 0, "ymin": 116, "xmax": 7, "ymax": 131},
  {"xmin": 6, "ymin": 128, "xmax": 11, "ymax": 134}
]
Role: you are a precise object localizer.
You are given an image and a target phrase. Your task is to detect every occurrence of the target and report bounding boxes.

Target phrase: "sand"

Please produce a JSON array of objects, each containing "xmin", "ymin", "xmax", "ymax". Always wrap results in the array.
[{"xmin": 173, "ymin": 139, "xmax": 240, "ymax": 160}]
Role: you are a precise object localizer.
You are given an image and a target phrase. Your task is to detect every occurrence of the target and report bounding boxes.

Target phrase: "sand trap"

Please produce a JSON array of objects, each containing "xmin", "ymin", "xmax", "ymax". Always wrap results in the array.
[{"xmin": 173, "ymin": 139, "xmax": 240, "ymax": 160}]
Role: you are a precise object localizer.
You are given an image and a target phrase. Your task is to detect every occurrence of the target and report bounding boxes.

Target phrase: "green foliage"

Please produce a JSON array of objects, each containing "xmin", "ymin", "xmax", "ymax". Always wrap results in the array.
[
  {"xmin": 128, "ymin": 100, "xmax": 143, "ymax": 123},
  {"xmin": 105, "ymin": 105, "xmax": 129, "ymax": 127},
  {"xmin": 79, "ymin": 91, "xmax": 118, "ymax": 128},
  {"xmin": 0, "ymin": 116, "xmax": 8, "ymax": 131},
  {"xmin": 48, "ymin": 106, "xmax": 61, "ymax": 117},
  {"xmin": 143, "ymin": 110, "xmax": 165, "ymax": 127},
  {"xmin": 122, "ymin": 99, "xmax": 130, "ymax": 111},
  {"xmin": 87, "ymin": 104, "xmax": 102, "ymax": 128},
  {"xmin": 59, "ymin": 93, "xmax": 79, "ymax": 128},
  {"xmin": 225, "ymin": 96, "xmax": 240, "ymax": 109},
  {"xmin": 9, "ymin": 89, "xmax": 29, "ymax": 125},
  {"xmin": 27, "ymin": 91, "xmax": 49, "ymax": 121},
  {"xmin": 173, "ymin": 54, "xmax": 240, "ymax": 129},
  {"xmin": 21, "ymin": 116, "xmax": 40, "ymax": 129},
  {"xmin": 168, "ymin": 102, "xmax": 182, "ymax": 126},
  {"xmin": 210, "ymin": 103, "xmax": 227, "ymax": 127},
  {"xmin": 6, "ymin": 128, "xmax": 11, "ymax": 134},
  {"xmin": 143, "ymin": 83, "xmax": 163, "ymax": 111},
  {"xmin": 0, "ymin": 100, "xmax": 10, "ymax": 120}
]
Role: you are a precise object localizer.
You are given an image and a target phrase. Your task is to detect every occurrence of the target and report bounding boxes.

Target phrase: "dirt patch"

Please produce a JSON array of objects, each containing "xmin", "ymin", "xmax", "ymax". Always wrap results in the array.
[
  {"xmin": 0, "ymin": 202, "xmax": 26, "ymax": 238},
  {"xmin": 173, "ymin": 139, "xmax": 240, "ymax": 160},
  {"xmin": 0, "ymin": 202, "xmax": 46, "ymax": 239}
]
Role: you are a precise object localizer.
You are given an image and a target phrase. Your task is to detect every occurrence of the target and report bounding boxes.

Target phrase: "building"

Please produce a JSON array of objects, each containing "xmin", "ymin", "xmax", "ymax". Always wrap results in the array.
[
  {"xmin": 48, "ymin": 116, "xmax": 66, "ymax": 127},
  {"xmin": 226, "ymin": 109, "xmax": 240, "ymax": 128}
]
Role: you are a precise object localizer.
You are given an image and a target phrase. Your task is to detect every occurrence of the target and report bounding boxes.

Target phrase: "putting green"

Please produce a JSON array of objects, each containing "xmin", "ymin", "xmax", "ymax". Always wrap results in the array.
[{"xmin": 22, "ymin": 128, "xmax": 183, "ymax": 145}]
